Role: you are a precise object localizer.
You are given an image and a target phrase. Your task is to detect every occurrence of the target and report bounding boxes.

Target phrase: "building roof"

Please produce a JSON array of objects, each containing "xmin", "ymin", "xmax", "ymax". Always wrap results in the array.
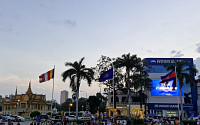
[{"xmin": 3, "ymin": 81, "xmax": 50, "ymax": 105}]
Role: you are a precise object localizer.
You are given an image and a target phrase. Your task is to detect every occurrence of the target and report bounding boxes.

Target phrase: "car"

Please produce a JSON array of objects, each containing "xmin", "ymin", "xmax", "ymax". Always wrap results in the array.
[
  {"xmin": 169, "ymin": 116, "xmax": 179, "ymax": 120},
  {"xmin": 11, "ymin": 115, "xmax": 25, "ymax": 122},
  {"xmin": 188, "ymin": 116, "xmax": 199, "ymax": 120},
  {"xmin": 66, "ymin": 115, "xmax": 76, "ymax": 119},
  {"xmin": 16, "ymin": 116, "xmax": 25, "ymax": 122},
  {"xmin": 2, "ymin": 115, "xmax": 15, "ymax": 121}
]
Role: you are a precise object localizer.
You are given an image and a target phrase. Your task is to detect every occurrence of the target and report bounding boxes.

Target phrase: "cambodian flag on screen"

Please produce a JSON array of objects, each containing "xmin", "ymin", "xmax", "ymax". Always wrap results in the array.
[
  {"xmin": 99, "ymin": 68, "xmax": 113, "ymax": 82},
  {"xmin": 160, "ymin": 69, "xmax": 176, "ymax": 83}
]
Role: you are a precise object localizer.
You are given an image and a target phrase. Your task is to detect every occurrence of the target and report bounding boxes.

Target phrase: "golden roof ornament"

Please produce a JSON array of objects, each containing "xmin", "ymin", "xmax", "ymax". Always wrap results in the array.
[{"xmin": 26, "ymin": 79, "xmax": 33, "ymax": 97}]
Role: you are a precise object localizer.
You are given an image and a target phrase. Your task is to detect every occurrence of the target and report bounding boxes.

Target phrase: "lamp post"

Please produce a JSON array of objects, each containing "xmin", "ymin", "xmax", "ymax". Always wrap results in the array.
[
  {"xmin": 17, "ymin": 100, "xmax": 20, "ymax": 116},
  {"xmin": 69, "ymin": 103, "xmax": 73, "ymax": 115},
  {"xmin": 82, "ymin": 105, "xmax": 84, "ymax": 111}
]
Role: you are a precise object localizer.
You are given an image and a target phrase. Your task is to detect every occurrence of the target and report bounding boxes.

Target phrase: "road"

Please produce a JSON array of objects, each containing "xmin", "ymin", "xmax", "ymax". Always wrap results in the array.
[{"xmin": 4, "ymin": 119, "xmax": 33, "ymax": 125}]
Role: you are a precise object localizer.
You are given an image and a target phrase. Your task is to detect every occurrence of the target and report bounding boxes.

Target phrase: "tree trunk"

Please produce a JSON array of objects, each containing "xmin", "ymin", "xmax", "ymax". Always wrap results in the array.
[
  {"xmin": 76, "ymin": 86, "xmax": 79, "ymax": 120},
  {"xmin": 179, "ymin": 85, "xmax": 184, "ymax": 120},
  {"xmin": 128, "ymin": 81, "xmax": 131, "ymax": 119}
]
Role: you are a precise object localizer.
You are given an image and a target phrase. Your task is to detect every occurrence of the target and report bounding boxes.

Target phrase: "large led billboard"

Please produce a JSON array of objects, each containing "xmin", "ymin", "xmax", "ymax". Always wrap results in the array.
[{"xmin": 151, "ymin": 80, "xmax": 183, "ymax": 96}]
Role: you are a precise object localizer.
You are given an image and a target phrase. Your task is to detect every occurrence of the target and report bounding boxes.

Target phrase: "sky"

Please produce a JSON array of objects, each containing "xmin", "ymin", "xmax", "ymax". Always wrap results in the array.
[{"xmin": 1, "ymin": 0, "xmax": 200, "ymax": 104}]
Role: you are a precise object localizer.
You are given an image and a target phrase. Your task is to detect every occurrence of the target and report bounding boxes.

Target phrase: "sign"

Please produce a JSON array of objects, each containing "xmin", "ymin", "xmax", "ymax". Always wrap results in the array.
[
  {"xmin": 144, "ymin": 58, "xmax": 193, "ymax": 66},
  {"xmin": 148, "ymin": 103, "xmax": 194, "ymax": 110}
]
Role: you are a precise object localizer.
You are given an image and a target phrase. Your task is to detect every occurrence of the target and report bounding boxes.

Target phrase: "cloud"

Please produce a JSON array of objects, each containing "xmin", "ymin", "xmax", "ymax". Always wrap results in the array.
[
  {"xmin": 63, "ymin": 19, "xmax": 76, "ymax": 27},
  {"xmin": 196, "ymin": 43, "xmax": 200, "ymax": 53},
  {"xmin": 147, "ymin": 50, "xmax": 152, "ymax": 53},
  {"xmin": 0, "ymin": 74, "xmax": 20, "ymax": 84},
  {"xmin": 0, "ymin": 28, "xmax": 12, "ymax": 34},
  {"xmin": 171, "ymin": 50, "xmax": 184, "ymax": 57},
  {"xmin": 37, "ymin": 87, "xmax": 45, "ymax": 90},
  {"xmin": 49, "ymin": 19, "xmax": 76, "ymax": 27},
  {"xmin": 170, "ymin": 50, "xmax": 177, "ymax": 54}
]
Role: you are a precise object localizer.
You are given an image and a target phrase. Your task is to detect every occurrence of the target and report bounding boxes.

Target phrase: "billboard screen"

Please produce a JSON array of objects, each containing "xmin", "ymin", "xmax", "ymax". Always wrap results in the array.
[{"xmin": 151, "ymin": 80, "xmax": 183, "ymax": 96}]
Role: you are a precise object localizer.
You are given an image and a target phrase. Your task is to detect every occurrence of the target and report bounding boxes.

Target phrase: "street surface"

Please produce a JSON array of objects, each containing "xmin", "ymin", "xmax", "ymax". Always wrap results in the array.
[{"xmin": 4, "ymin": 119, "xmax": 33, "ymax": 125}]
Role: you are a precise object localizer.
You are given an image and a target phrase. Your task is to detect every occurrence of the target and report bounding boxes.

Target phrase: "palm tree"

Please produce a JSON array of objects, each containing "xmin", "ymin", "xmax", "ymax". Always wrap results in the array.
[
  {"xmin": 61, "ymin": 57, "xmax": 94, "ymax": 120},
  {"xmin": 164, "ymin": 61, "xmax": 197, "ymax": 120},
  {"xmin": 115, "ymin": 53, "xmax": 141, "ymax": 118},
  {"xmin": 130, "ymin": 62, "xmax": 152, "ymax": 115}
]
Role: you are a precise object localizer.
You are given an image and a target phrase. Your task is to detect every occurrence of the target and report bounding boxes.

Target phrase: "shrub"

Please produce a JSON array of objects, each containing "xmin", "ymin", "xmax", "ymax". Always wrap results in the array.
[
  {"xmin": 71, "ymin": 112, "xmax": 75, "ymax": 115},
  {"xmin": 127, "ymin": 119, "xmax": 144, "ymax": 124},
  {"xmin": 78, "ymin": 112, "xmax": 83, "ymax": 116},
  {"xmin": 23, "ymin": 116, "xmax": 31, "ymax": 119},
  {"xmin": 181, "ymin": 120, "xmax": 197, "ymax": 125},
  {"xmin": 46, "ymin": 112, "xmax": 51, "ymax": 115},
  {"xmin": 65, "ymin": 112, "xmax": 69, "ymax": 116},
  {"xmin": 30, "ymin": 111, "xmax": 41, "ymax": 118}
]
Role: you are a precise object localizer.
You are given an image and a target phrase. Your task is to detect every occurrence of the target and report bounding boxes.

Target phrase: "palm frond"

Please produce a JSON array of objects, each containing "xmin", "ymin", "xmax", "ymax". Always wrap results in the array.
[{"xmin": 61, "ymin": 68, "xmax": 77, "ymax": 82}]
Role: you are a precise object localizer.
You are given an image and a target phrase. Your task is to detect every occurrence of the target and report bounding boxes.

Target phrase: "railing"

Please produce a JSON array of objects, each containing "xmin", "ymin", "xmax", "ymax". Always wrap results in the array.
[{"xmin": 108, "ymin": 102, "xmax": 140, "ymax": 106}]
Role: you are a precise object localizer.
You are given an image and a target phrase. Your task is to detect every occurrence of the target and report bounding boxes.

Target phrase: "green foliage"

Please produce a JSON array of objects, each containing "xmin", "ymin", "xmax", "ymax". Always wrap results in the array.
[
  {"xmin": 30, "ymin": 111, "xmax": 41, "ymax": 118},
  {"xmin": 88, "ymin": 96, "xmax": 100, "ymax": 114},
  {"xmin": 53, "ymin": 102, "xmax": 61, "ymax": 111},
  {"xmin": 61, "ymin": 57, "xmax": 94, "ymax": 119},
  {"xmin": 181, "ymin": 120, "xmax": 197, "ymax": 125},
  {"xmin": 23, "ymin": 116, "xmax": 31, "ymax": 119},
  {"xmin": 46, "ymin": 112, "xmax": 51, "ymax": 115},
  {"xmin": 60, "ymin": 98, "xmax": 75, "ymax": 111},
  {"xmin": 70, "ymin": 112, "xmax": 75, "ymax": 115},
  {"xmin": 78, "ymin": 112, "xmax": 82, "ymax": 116},
  {"xmin": 126, "ymin": 119, "xmax": 144, "ymax": 124},
  {"xmin": 78, "ymin": 97, "xmax": 87, "ymax": 111},
  {"xmin": 68, "ymin": 119, "xmax": 90, "ymax": 124},
  {"xmin": 65, "ymin": 112, "xmax": 69, "ymax": 116}
]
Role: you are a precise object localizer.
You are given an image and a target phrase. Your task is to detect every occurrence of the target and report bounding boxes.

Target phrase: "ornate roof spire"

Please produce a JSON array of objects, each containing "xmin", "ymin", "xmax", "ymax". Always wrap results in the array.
[
  {"xmin": 29, "ymin": 78, "xmax": 31, "ymax": 88},
  {"xmin": 15, "ymin": 86, "xmax": 17, "ymax": 96},
  {"xmin": 26, "ymin": 79, "xmax": 33, "ymax": 97}
]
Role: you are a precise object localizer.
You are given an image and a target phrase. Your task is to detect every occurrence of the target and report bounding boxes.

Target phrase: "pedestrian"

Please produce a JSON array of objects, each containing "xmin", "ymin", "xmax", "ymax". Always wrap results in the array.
[
  {"xmin": 8, "ymin": 119, "xmax": 13, "ymax": 125},
  {"xmin": 63, "ymin": 118, "xmax": 68, "ymax": 125},
  {"xmin": 17, "ymin": 121, "xmax": 20, "ymax": 125},
  {"xmin": 30, "ymin": 122, "xmax": 33, "ymax": 125}
]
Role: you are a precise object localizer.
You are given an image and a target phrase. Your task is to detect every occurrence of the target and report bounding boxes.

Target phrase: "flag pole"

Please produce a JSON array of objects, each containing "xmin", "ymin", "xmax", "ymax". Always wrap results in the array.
[
  {"xmin": 175, "ymin": 65, "xmax": 180, "ymax": 122},
  {"xmin": 111, "ymin": 62, "xmax": 115, "ymax": 124},
  {"xmin": 51, "ymin": 65, "xmax": 55, "ymax": 119}
]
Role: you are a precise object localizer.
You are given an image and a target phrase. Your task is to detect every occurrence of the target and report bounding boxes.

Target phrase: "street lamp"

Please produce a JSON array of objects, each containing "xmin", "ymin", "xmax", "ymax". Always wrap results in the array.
[
  {"xmin": 69, "ymin": 103, "xmax": 73, "ymax": 115},
  {"xmin": 17, "ymin": 100, "xmax": 20, "ymax": 116},
  {"xmin": 82, "ymin": 105, "xmax": 84, "ymax": 111}
]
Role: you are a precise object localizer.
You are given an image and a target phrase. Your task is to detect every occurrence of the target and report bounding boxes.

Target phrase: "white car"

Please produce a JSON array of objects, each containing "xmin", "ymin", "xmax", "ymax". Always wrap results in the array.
[
  {"xmin": 3, "ymin": 115, "xmax": 15, "ymax": 121},
  {"xmin": 66, "ymin": 115, "xmax": 76, "ymax": 119},
  {"xmin": 11, "ymin": 115, "xmax": 25, "ymax": 122},
  {"xmin": 16, "ymin": 116, "xmax": 25, "ymax": 122}
]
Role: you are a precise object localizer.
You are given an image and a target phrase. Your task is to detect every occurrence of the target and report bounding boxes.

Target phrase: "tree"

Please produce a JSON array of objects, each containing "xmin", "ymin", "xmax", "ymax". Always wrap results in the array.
[
  {"xmin": 88, "ymin": 96, "xmax": 100, "ymax": 114},
  {"xmin": 115, "ymin": 53, "xmax": 142, "ymax": 118},
  {"xmin": 129, "ymin": 60, "xmax": 152, "ymax": 115},
  {"xmin": 78, "ymin": 97, "xmax": 87, "ymax": 111},
  {"xmin": 96, "ymin": 93, "xmax": 107, "ymax": 114},
  {"xmin": 61, "ymin": 57, "xmax": 94, "ymax": 120},
  {"xmin": 52, "ymin": 101, "xmax": 61, "ymax": 111},
  {"xmin": 164, "ymin": 61, "xmax": 197, "ymax": 120},
  {"xmin": 60, "ymin": 98, "xmax": 74, "ymax": 111},
  {"xmin": 30, "ymin": 111, "xmax": 41, "ymax": 118},
  {"xmin": 95, "ymin": 55, "xmax": 124, "ymax": 111}
]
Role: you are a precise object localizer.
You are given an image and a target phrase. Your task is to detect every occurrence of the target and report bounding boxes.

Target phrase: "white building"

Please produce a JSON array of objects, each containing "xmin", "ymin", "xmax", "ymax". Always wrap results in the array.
[{"xmin": 60, "ymin": 90, "xmax": 68, "ymax": 104}]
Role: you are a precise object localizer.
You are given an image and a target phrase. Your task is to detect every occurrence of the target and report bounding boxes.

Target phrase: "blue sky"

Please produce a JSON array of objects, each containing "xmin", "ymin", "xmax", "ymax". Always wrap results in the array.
[{"xmin": 1, "ymin": 0, "xmax": 200, "ymax": 103}]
